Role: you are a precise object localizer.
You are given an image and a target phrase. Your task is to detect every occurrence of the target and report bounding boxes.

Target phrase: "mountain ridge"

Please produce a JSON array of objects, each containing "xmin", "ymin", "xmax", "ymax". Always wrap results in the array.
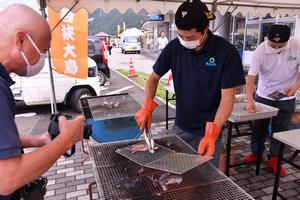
[{"xmin": 88, "ymin": 8, "xmax": 150, "ymax": 36}]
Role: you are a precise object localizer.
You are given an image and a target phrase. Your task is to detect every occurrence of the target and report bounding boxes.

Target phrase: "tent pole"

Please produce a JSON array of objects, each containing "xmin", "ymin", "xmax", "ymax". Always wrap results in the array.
[
  {"xmin": 51, "ymin": 0, "xmax": 79, "ymax": 32},
  {"xmin": 211, "ymin": 0, "xmax": 218, "ymax": 30},
  {"xmin": 40, "ymin": 0, "xmax": 58, "ymax": 114}
]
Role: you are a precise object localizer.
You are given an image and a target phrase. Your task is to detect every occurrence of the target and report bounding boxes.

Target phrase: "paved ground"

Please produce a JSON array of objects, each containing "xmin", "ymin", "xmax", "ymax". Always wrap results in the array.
[
  {"xmin": 225, "ymin": 126, "xmax": 300, "ymax": 200},
  {"xmin": 15, "ymin": 48, "xmax": 300, "ymax": 199},
  {"xmin": 108, "ymin": 47, "xmax": 158, "ymax": 74}
]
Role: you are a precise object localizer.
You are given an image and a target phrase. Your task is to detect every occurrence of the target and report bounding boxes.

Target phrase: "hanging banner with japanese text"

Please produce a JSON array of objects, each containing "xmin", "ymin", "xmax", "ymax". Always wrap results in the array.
[{"xmin": 48, "ymin": 7, "xmax": 88, "ymax": 79}]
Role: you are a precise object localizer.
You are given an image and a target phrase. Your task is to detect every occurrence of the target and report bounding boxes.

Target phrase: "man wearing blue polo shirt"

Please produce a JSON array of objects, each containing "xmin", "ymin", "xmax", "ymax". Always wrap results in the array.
[{"xmin": 135, "ymin": 0, "xmax": 245, "ymax": 165}]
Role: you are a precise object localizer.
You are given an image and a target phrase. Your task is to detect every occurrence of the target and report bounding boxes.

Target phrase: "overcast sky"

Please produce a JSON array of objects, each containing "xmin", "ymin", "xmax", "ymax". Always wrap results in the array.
[{"xmin": 0, "ymin": 0, "xmax": 39, "ymax": 11}]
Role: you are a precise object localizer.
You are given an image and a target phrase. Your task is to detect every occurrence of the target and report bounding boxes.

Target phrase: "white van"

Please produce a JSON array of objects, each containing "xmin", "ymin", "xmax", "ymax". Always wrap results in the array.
[
  {"xmin": 121, "ymin": 35, "xmax": 141, "ymax": 54},
  {"xmin": 10, "ymin": 57, "xmax": 101, "ymax": 112}
]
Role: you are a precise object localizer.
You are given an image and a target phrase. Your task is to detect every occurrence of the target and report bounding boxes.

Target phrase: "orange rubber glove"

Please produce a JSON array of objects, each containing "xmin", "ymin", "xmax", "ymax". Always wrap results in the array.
[
  {"xmin": 135, "ymin": 98, "xmax": 158, "ymax": 131},
  {"xmin": 198, "ymin": 122, "xmax": 221, "ymax": 157}
]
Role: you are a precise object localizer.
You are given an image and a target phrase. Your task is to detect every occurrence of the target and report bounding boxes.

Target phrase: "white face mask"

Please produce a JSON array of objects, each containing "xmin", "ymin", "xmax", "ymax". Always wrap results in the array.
[
  {"xmin": 178, "ymin": 36, "xmax": 199, "ymax": 49},
  {"xmin": 21, "ymin": 53, "xmax": 46, "ymax": 77},
  {"xmin": 19, "ymin": 34, "xmax": 45, "ymax": 77},
  {"xmin": 269, "ymin": 46, "xmax": 284, "ymax": 53},
  {"xmin": 267, "ymin": 41, "xmax": 287, "ymax": 54},
  {"xmin": 178, "ymin": 32, "xmax": 206, "ymax": 49}
]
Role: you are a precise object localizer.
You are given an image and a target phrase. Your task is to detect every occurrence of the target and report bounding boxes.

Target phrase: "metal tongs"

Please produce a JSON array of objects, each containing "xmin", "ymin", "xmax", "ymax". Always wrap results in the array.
[{"xmin": 144, "ymin": 123, "xmax": 155, "ymax": 153}]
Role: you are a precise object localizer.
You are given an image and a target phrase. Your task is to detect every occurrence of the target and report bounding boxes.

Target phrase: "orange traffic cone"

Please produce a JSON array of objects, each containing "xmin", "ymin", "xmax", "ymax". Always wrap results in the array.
[
  {"xmin": 166, "ymin": 73, "xmax": 173, "ymax": 86},
  {"xmin": 128, "ymin": 57, "xmax": 137, "ymax": 77}
]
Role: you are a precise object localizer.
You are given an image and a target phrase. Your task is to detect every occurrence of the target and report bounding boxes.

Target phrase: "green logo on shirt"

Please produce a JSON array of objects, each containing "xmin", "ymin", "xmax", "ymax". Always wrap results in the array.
[
  {"xmin": 287, "ymin": 56, "xmax": 297, "ymax": 61},
  {"xmin": 206, "ymin": 57, "xmax": 217, "ymax": 67}
]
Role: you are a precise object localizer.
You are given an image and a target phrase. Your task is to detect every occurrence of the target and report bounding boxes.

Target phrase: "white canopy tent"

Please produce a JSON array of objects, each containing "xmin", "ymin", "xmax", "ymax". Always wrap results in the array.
[
  {"xmin": 121, "ymin": 28, "xmax": 144, "ymax": 37},
  {"xmin": 44, "ymin": 0, "xmax": 300, "ymax": 16}
]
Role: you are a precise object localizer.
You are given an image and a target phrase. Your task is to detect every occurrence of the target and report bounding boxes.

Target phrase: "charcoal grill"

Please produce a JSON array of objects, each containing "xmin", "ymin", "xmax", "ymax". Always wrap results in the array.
[
  {"xmin": 80, "ymin": 93, "xmax": 142, "ymax": 142},
  {"xmin": 89, "ymin": 134, "xmax": 254, "ymax": 200}
]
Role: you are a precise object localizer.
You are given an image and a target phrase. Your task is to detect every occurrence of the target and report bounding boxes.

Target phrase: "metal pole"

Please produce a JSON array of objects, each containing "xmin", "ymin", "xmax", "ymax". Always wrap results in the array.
[
  {"xmin": 257, "ymin": 16, "xmax": 262, "ymax": 47},
  {"xmin": 166, "ymin": 89, "xmax": 169, "ymax": 130},
  {"xmin": 211, "ymin": 0, "xmax": 218, "ymax": 30},
  {"xmin": 51, "ymin": 0, "xmax": 79, "ymax": 32},
  {"xmin": 255, "ymin": 124, "xmax": 263, "ymax": 176},
  {"xmin": 231, "ymin": 15, "xmax": 235, "ymax": 44},
  {"xmin": 272, "ymin": 142, "xmax": 284, "ymax": 200},
  {"xmin": 242, "ymin": 14, "xmax": 248, "ymax": 52},
  {"xmin": 226, "ymin": 122, "xmax": 232, "ymax": 176},
  {"xmin": 40, "ymin": 0, "xmax": 58, "ymax": 114}
]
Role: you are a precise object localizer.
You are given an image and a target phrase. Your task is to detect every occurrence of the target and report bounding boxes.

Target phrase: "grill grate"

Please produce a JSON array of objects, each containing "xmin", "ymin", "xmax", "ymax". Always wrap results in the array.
[
  {"xmin": 146, "ymin": 153, "xmax": 212, "ymax": 174},
  {"xmin": 89, "ymin": 135, "xmax": 254, "ymax": 200},
  {"xmin": 115, "ymin": 142, "xmax": 175, "ymax": 166},
  {"xmin": 81, "ymin": 93, "xmax": 140, "ymax": 120},
  {"xmin": 157, "ymin": 180, "xmax": 254, "ymax": 200},
  {"xmin": 115, "ymin": 142, "xmax": 212, "ymax": 174}
]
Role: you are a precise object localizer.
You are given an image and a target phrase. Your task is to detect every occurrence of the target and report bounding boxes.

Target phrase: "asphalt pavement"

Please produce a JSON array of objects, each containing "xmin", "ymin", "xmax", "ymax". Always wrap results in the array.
[{"xmin": 108, "ymin": 47, "xmax": 159, "ymax": 74}]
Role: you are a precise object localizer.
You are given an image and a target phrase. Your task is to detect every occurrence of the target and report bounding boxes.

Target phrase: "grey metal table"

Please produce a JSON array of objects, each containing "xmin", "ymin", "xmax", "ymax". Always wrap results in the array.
[
  {"xmin": 294, "ymin": 103, "xmax": 300, "ymax": 112},
  {"xmin": 89, "ymin": 134, "xmax": 254, "ymax": 200},
  {"xmin": 272, "ymin": 130, "xmax": 300, "ymax": 200},
  {"xmin": 226, "ymin": 102, "xmax": 279, "ymax": 176},
  {"xmin": 164, "ymin": 86, "xmax": 176, "ymax": 130},
  {"xmin": 164, "ymin": 92, "xmax": 280, "ymax": 177}
]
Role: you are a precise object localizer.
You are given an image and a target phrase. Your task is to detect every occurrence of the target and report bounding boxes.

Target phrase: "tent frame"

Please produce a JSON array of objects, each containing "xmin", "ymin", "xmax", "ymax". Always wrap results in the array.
[{"xmin": 39, "ymin": 0, "xmax": 81, "ymax": 114}]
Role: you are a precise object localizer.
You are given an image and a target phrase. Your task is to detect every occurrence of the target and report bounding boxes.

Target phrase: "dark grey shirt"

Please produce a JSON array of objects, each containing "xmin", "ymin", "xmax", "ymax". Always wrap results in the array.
[{"xmin": 0, "ymin": 63, "xmax": 22, "ymax": 200}]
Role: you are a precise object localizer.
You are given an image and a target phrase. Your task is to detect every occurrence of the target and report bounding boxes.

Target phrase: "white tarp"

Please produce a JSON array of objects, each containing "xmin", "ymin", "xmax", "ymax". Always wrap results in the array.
[
  {"xmin": 214, "ymin": 0, "xmax": 300, "ymax": 17},
  {"xmin": 45, "ymin": 0, "xmax": 183, "ymax": 14},
  {"xmin": 121, "ymin": 28, "xmax": 143, "ymax": 37},
  {"xmin": 45, "ymin": 0, "xmax": 300, "ymax": 16}
]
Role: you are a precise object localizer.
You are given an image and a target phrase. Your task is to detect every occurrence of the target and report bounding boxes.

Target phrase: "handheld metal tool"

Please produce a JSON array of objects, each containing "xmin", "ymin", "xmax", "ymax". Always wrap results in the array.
[{"xmin": 144, "ymin": 123, "xmax": 155, "ymax": 153}]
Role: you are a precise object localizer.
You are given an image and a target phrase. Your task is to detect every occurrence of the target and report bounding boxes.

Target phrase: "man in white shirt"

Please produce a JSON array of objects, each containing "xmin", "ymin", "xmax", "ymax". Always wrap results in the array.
[
  {"xmin": 155, "ymin": 31, "xmax": 169, "ymax": 55},
  {"xmin": 244, "ymin": 24, "xmax": 300, "ymax": 177}
]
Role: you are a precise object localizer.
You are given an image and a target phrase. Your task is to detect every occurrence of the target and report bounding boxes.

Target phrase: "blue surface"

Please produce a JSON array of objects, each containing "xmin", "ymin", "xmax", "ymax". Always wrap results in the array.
[
  {"xmin": 237, "ymin": 49, "xmax": 243, "ymax": 59},
  {"xmin": 289, "ymin": 122, "xmax": 300, "ymax": 130},
  {"xmin": 85, "ymin": 116, "xmax": 142, "ymax": 143}
]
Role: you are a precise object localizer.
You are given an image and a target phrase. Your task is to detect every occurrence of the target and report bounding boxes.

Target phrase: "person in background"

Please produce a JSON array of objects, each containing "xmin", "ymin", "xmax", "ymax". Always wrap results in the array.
[
  {"xmin": 0, "ymin": 4, "xmax": 85, "ymax": 199},
  {"xmin": 155, "ymin": 31, "xmax": 169, "ymax": 55},
  {"xmin": 244, "ymin": 24, "xmax": 300, "ymax": 177},
  {"xmin": 135, "ymin": 0, "xmax": 245, "ymax": 165},
  {"xmin": 107, "ymin": 40, "xmax": 112, "ymax": 55}
]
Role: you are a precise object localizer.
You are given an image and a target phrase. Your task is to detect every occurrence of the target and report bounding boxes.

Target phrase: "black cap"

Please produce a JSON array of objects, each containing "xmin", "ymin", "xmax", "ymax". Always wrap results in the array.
[
  {"xmin": 175, "ymin": 0, "xmax": 215, "ymax": 32},
  {"xmin": 267, "ymin": 24, "xmax": 291, "ymax": 43}
]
